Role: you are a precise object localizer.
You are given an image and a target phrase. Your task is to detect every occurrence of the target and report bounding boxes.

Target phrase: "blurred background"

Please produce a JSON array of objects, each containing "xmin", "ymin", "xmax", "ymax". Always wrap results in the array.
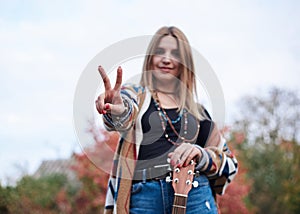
[{"xmin": 0, "ymin": 0, "xmax": 299, "ymax": 213}]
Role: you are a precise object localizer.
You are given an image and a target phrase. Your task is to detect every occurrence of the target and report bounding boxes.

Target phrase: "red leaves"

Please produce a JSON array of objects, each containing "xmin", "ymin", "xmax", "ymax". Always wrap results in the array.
[{"xmin": 70, "ymin": 128, "xmax": 119, "ymax": 212}]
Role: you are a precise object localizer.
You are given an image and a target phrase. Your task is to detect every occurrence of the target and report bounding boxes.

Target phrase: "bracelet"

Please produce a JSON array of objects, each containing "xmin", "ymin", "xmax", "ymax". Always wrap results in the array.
[
  {"xmin": 103, "ymin": 95, "xmax": 133, "ymax": 128},
  {"xmin": 194, "ymin": 145, "xmax": 209, "ymax": 171}
]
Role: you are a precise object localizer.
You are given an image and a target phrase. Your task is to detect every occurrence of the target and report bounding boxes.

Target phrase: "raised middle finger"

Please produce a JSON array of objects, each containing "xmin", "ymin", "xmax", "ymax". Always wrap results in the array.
[{"xmin": 114, "ymin": 66, "xmax": 123, "ymax": 90}]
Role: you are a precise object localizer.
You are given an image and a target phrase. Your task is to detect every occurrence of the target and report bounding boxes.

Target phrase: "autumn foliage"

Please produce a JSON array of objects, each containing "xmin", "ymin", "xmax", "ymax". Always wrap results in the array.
[
  {"xmin": 2, "ymin": 87, "xmax": 300, "ymax": 213},
  {"xmin": 217, "ymin": 131, "xmax": 252, "ymax": 214},
  {"xmin": 69, "ymin": 128, "xmax": 119, "ymax": 213}
]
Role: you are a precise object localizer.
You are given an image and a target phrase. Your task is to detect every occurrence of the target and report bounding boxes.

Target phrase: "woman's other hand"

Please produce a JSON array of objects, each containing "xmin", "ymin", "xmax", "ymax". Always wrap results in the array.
[{"xmin": 168, "ymin": 143, "xmax": 202, "ymax": 168}]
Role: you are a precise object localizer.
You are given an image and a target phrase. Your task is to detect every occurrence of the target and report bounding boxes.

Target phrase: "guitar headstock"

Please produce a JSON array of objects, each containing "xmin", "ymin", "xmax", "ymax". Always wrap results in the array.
[{"xmin": 172, "ymin": 160, "xmax": 196, "ymax": 196}]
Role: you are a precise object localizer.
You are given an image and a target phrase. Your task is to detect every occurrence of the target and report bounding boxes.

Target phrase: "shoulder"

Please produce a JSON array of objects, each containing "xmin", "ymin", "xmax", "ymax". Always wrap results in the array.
[
  {"xmin": 196, "ymin": 103, "xmax": 212, "ymax": 121},
  {"xmin": 121, "ymin": 83, "xmax": 145, "ymax": 93},
  {"xmin": 120, "ymin": 83, "xmax": 147, "ymax": 106}
]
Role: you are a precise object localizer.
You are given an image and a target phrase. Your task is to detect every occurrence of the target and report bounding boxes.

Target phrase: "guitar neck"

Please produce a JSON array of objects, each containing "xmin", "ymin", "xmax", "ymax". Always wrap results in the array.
[{"xmin": 172, "ymin": 194, "xmax": 187, "ymax": 214}]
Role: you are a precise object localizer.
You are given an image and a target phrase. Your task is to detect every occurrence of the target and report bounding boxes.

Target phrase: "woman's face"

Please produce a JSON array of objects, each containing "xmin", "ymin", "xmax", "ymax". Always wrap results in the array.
[{"xmin": 151, "ymin": 35, "xmax": 181, "ymax": 82}]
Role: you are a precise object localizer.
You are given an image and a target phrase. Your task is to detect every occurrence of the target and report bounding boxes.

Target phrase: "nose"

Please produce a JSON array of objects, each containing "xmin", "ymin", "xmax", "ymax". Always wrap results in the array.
[
  {"xmin": 162, "ymin": 52, "xmax": 172, "ymax": 64},
  {"xmin": 162, "ymin": 57, "xmax": 171, "ymax": 65}
]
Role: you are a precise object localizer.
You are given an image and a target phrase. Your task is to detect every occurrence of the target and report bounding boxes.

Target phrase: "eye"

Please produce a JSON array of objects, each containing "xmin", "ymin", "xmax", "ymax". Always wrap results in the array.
[
  {"xmin": 154, "ymin": 48, "xmax": 165, "ymax": 55},
  {"xmin": 171, "ymin": 50, "xmax": 180, "ymax": 59}
]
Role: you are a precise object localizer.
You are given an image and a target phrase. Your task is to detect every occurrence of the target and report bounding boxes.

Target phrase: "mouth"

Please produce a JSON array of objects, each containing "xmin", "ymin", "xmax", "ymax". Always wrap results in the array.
[{"xmin": 158, "ymin": 66, "xmax": 173, "ymax": 72}]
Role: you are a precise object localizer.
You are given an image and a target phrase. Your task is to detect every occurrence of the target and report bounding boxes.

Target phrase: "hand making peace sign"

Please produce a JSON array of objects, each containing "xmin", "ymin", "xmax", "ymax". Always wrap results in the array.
[{"xmin": 95, "ymin": 66, "xmax": 126, "ymax": 115}]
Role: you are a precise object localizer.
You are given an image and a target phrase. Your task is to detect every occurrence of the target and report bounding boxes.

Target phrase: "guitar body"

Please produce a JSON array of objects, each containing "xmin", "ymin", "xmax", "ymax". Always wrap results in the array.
[{"xmin": 171, "ymin": 162, "xmax": 196, "ymax": 214}]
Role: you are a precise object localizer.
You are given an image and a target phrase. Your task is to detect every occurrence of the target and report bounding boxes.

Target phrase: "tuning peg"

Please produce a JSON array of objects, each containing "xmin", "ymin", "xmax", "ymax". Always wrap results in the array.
[
  {"xmin": 166, "ymin": 176, "xmax": 172, "ymax": 183},
  {"xmin": 186, "ymin": 179, "xmax": 192, "ymax": 185},
  {"xmin": 187, "ymin": 170, "xmax": 193, "ymax": 175},
  {"xmin": 175, "ymin": 168, "xmax": 180, "ymax": 173},
  {"xmin": 192, "ymin": 181, "xmax": 199, "ymax": 188}
]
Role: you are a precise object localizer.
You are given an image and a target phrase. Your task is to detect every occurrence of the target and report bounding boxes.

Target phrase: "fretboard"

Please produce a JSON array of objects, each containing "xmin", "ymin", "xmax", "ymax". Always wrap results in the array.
[{"xmin": 172, "ymin": 194, "xmax": 187, "ymax": 214}]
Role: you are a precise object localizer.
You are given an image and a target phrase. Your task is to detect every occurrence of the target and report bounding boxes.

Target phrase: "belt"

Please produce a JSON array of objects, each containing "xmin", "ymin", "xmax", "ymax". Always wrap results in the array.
[
  {"xmin": 133, "ymin": 164, "xmax": 172, "ymax": 183},
  {"xmin": 132, "ymin": 164, "xmax": 203, "ymax": 184}
]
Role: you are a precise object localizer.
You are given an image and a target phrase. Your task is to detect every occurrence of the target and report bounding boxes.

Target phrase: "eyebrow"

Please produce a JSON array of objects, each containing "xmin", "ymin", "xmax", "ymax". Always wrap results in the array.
[{"xmin": 156, "ymin": 46, "xmax": 179, "ymax": 50}]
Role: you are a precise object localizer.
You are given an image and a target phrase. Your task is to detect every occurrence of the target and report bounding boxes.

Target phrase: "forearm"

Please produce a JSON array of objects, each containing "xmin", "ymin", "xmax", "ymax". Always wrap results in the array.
[{"xmin": 195, "ymin": 133, "xmax": 238, "ymax": 195}]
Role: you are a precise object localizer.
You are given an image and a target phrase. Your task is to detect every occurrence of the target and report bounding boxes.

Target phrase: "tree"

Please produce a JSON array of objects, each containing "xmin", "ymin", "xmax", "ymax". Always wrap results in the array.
[
  {"xmin": 234, "ymin": 87, "xmax": 300, "ymax": 144},
  {"xmin": 70, "ymin": 128, "xmax": 119, "ymax": 213},
  {"xmin": 217, "ymin": 129, "xmax": 253, "ymax": 214},
  {"xmin": 0, "ymin": 174, "xmax": 72, "ymax": 214},
  {"xmin": 232, "ymin": 87, "xmax": 300, "ymax": 213},
  {"xmin": 0, "ymin": 127, "xmax": 119, "ymax": 214}
]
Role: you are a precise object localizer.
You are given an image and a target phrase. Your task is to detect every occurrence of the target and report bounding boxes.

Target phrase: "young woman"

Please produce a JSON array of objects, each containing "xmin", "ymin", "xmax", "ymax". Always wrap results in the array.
[{"xmin": 96, "ymin": 26, "xmax": 238, "ymax": 214}]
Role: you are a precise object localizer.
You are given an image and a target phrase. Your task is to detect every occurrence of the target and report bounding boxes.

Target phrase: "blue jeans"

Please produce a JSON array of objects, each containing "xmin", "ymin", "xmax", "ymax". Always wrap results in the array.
[{"xmin": 130, "ymin": 175, "xmax": 218, "ymax": 214}]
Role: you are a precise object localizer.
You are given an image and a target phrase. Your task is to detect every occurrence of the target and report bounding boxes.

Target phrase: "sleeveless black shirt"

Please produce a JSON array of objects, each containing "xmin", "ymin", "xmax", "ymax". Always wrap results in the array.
[{"xmin": 135, "ymin": 98, "xmax": 212, "ymax": 170}]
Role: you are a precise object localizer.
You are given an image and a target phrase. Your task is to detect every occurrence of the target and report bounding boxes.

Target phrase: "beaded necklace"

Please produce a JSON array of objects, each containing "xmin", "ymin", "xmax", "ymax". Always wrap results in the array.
[
  {"xmin": 153, "ymin": 100, "xmax": 183, "ymax": 124},
  {"xmin": 153, "ymin": 92, "xmax": 200, "ymax": 146}
]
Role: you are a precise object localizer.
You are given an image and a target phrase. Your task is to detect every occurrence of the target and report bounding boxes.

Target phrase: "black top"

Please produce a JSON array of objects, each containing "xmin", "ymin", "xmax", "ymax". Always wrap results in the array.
[{"xmin": 135, "ymin": 98, "xmax": 212, "ymax": 170}]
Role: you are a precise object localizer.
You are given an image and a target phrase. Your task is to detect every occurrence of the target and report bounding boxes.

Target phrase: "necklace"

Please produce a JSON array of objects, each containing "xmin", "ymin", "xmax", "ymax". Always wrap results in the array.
[
  {"xmin": 153, "ymin": 100, "xmax": 183, "ymax": 124},
  {"xmin": 153, "ymin": 92, "xmax": 200, "ymax": 146}
]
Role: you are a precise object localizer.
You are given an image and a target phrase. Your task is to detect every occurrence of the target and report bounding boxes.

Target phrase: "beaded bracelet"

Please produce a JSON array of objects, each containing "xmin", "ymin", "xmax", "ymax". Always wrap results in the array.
[
  {"xmin": 194, "ymin": 145, "xmax": 209, "ymax": 171},
  {"xmin": 103, "ymin": 94, "xmax": 133, "ymax": 128}
]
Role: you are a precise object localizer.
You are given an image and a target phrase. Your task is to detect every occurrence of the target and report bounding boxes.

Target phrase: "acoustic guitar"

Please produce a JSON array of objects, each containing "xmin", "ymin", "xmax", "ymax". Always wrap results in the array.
[{"xmin": 169, "ymin": 160, "xmax": 198, "ymax": 214}]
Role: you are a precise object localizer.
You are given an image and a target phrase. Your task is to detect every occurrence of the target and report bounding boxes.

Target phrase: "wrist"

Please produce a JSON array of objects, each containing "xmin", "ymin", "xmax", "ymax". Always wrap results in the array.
[
  {"xmin": 103, "ymin": 95, "xmax": 132, "ymax": 129},
  {"xmin": 194, "ymin": 145, "xmax": 208, "ymax": 171},
  {"xmin": 111, "ymin": 99, "xmax": 128, "ymax": 117}
]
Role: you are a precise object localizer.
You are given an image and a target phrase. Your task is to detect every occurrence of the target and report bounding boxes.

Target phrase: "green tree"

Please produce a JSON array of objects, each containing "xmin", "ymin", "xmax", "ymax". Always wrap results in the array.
[
  {"xmin": 0, "ymin": 174, "xmax": 73, "ymax": 214},
  {"xmin": 233, "ymin": 87, "xmax": 300, "ymax": 213},
  {"xmin": 0, "ymin": 184, "xmax": 11, "ymax": 213}
]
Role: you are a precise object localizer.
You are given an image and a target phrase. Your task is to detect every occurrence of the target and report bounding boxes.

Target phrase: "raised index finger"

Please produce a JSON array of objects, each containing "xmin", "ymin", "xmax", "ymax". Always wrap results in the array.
[
  {"xmin": 114, "ymin": 66, "xmax": 123, "ymax": 90},
  {"xmin": 98, "ymin": 66, "xmax": 111, "ymax": 91}
]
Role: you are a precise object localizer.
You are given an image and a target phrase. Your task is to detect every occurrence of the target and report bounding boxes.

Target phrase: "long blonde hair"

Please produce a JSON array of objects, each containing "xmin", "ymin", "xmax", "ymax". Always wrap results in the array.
[{"xmin": 140, "ymin": 26, "xmax": 204, "ymax": 120}]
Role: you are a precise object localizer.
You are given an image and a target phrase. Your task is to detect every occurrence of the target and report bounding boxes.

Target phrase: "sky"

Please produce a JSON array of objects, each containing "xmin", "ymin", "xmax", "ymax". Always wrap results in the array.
[{"xmin": 0, "ymin": 0, "xmax": 299, "ymax": 185}]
